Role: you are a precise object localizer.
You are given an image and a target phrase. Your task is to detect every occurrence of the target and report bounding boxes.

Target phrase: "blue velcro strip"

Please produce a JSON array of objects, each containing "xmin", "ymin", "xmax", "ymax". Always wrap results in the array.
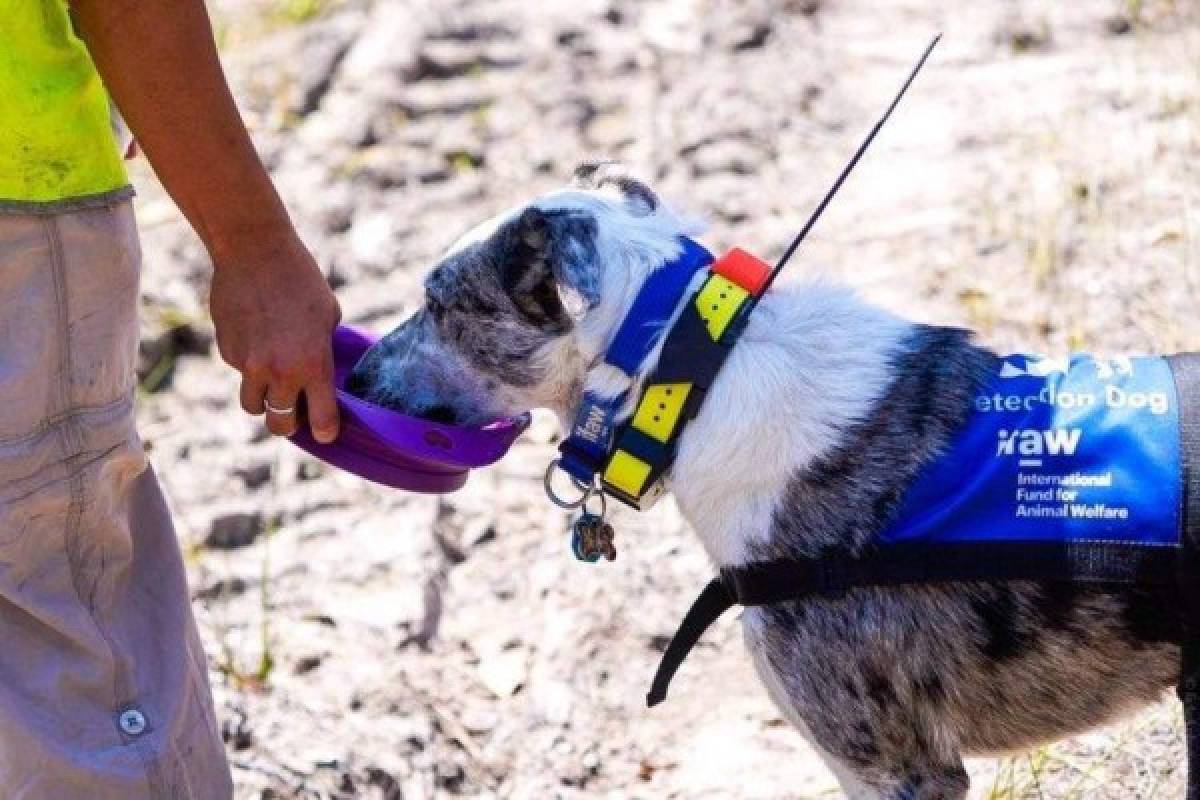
[
  {"xmin": 559, "ymin": 391, "xmax": 625, "ymax": 483},
  {"xmin": 604, "ymin": 238, "xmax": 712, "ymax": 376}
]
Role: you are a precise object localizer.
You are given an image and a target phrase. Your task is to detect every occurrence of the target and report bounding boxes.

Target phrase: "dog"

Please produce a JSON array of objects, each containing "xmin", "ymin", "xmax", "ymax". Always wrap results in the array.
[{"xmin": 347, "ymin": 161, "xmax": 1183, "ymax": 799}]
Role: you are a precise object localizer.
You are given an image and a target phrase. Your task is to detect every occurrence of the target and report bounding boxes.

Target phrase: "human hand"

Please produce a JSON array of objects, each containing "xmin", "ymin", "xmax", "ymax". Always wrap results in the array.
[{"xmin": 209, "ymin": 229, "xmax": 341, "ymax": 443}]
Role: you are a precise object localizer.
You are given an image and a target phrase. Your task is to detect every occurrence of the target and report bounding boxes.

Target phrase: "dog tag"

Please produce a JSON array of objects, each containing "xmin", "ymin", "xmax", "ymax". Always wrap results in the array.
[{"xmin": 571, "ymin": 514, "xmax": 617, "ymax": 563}]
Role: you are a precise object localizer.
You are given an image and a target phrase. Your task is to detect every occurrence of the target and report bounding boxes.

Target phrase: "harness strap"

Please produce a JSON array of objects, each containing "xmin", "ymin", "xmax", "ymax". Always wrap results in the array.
[
  {"xmin": 646, "ymin": 577, "xmax": 735, "ymax": 707},
  {"xmin": 1169, "ymin": 354, "xmax": 1200, "ymax": 800},
  {"xmin": 647, "ymin": 539, "xmax": 1181, "ymax": 707}
]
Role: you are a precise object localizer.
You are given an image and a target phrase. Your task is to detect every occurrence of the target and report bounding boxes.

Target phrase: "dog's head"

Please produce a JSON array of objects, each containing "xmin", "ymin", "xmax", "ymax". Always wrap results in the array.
[{"xmin": 347, "ymin": 161, "xmax": 700, "ymax": 426}]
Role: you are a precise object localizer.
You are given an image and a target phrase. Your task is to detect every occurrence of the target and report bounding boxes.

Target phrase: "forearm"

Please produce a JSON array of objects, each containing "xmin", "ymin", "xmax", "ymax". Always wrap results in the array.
[{"xmin": 69, "ymin": 0, "xmax": 293, "ymax": 261}]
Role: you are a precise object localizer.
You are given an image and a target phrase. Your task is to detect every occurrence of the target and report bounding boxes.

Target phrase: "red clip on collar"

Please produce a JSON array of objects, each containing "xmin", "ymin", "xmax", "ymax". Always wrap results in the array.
[{"xmin": 712, "ymin": 248, "xmax": 771, "ymax": 296}]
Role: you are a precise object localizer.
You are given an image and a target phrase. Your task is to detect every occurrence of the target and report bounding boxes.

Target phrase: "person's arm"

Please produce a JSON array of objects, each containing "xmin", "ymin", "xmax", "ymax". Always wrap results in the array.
[{"xmin": 69, "ymin": 0, "xmax": 341, "ymax": 443}]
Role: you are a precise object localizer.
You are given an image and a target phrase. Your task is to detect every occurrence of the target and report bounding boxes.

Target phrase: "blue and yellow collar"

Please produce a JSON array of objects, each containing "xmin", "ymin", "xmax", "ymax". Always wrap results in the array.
[{"xmin": 552, "ymin": 238, "xmax": 772, "ymax": 514}]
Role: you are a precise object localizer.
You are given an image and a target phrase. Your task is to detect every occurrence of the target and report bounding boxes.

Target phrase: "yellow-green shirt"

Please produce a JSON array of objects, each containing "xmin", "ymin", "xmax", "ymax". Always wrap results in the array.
[{"xmin": 0, "ymin": 0, "xmax": 130, "ymax": 210}]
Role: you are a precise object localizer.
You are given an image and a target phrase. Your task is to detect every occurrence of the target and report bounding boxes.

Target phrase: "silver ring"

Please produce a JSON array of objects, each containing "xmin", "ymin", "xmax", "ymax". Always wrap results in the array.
[
  {"xmin": 264, "ymin": 398, "xmax": 296, "ymax": 416},
  {"xmin": 543, "ymin": 460, "xmax": 590, "ymax": 509}
]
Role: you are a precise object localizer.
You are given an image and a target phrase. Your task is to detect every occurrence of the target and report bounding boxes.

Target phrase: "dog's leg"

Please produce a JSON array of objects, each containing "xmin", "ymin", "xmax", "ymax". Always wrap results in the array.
[
  {"xmin": 745, "ymin": 607, "xmax": 971, "ymax": 800},
  {"xmin": 827, "ymin": 760, "xmax": 967, "ymax": 800},
  {"xmin": 884, "ymin": 764, "xmax": 968, "ymax": 800}
]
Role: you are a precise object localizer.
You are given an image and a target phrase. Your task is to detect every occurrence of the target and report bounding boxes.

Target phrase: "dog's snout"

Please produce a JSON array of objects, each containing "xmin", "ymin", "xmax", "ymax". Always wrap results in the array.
[{"xmin": 345, "ymin": 330, "xmax": 473, "ymax": 424}]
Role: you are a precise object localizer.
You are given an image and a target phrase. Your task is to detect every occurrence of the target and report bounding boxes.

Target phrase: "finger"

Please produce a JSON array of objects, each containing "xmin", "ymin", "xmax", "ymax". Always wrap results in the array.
[
  {"xmin": 240, "ymin": 372, "xmax": 268, "ymax": 415},
  {"xmin": 263, "ymin": 389, "xmax": 300, "ymax": 437},
  {"xmin": 303, "ymin": 376, "xmax": 340, "ymax": 445}
]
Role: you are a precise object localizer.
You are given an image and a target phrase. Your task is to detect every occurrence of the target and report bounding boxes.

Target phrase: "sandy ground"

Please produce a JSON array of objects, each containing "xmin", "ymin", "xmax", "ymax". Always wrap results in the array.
[{"xmin": 129, "ymin": 0, "xmax": 1200, "ymax": 796}]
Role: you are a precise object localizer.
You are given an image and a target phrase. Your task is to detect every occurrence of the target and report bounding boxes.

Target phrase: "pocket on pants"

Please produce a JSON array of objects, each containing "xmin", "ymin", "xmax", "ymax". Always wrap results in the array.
[
  {"xmin": 57, "ymin": 203, "xmax": 142, "ymax": 412},
  {"xmin": 0, "ymin": 216, "xmax": 63, "ymax": 443},
  {"xmin": 0, "ymin": 204, "xmax": 141, "ymax": 445}
]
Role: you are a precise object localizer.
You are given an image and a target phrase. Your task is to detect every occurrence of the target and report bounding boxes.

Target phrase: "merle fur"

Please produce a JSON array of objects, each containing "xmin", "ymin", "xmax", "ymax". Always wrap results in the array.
[{"xmin": 348, "ymin": 207, "xmax": 597, "ymax": 421}]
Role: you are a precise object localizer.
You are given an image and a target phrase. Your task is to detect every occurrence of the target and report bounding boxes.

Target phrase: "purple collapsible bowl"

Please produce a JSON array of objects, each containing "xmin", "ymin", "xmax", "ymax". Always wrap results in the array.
[{"xmin": 289, "ymin": 325, "xmax": 530, "ymax": 493}]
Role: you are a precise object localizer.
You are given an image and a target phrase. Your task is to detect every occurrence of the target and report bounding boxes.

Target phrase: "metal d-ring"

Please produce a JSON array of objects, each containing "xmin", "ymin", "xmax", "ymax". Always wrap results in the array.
[{"xmin": 543, "ymin": 459, "xmax": 592, "ymax": 510}]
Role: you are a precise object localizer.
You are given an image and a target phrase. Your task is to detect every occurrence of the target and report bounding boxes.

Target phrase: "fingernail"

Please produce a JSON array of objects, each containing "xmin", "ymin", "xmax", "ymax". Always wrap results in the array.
[{"xmin": 315, "ymin": 427, "xmax": 338, "ymax": 444}]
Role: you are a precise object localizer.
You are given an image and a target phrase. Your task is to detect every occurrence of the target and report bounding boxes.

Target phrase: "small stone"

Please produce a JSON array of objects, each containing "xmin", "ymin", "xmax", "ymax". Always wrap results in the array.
[
  {"xmin": 296, "ymin": 460, "xmax": 324, "ymax": 482},
  {"xmin": 648, "ymin": 634, "xmax": 672, "ymax": 652},
  {"xmin": 1000, "ymin": 22, "xmax": 1052, "ymax": 54},
  {"xmin": 293, "ymin": 654, "xmax": 324, "ymax": 675},
  {"xmin": 205, "ymin": 511, "xmax": 264, "ymax": 550},
  {"xmin": 465, "ymin": 519, "xmax": 496, "ymax": 548},
  {"xmin": 365, "ymin": 766, "xmax": 404, "ymax": 800},
  {"xmin": 168, "ymin": 321, "xmax": 215, "ymax": 356},
  {"xmin": 730, "ymin": 20, "xmax": 771, "ymax": 51},
  {"xmin": 235, "ymin": 462, "xmax": 273, "ymax": 490},
  {"xmin": 221, "ymin": 709, "xmax": 254, "ymax": 751},
  {"xmin": 194, "ymin": 576, "xmax": 249, "ymax": 602},
  {"xmin": 1105, "ymin": 15, "xmax": 1133, "ymax": 36},
  {"xmin": 433, "ymin": 757, "xmax": 466, "ymax": 791}
]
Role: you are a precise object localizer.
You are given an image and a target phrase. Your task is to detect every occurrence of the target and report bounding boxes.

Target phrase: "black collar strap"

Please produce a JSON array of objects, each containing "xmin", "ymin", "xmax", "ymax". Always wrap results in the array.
[{"xmin": 601, "ymin": 249, "xmax": 772, "ymax": 509}]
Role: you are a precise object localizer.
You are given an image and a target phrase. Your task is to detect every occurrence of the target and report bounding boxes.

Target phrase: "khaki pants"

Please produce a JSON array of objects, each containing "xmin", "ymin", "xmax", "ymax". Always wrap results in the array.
[{"xmin": 0, "ymin": 203, "xmax": 231, "ymax": 799}]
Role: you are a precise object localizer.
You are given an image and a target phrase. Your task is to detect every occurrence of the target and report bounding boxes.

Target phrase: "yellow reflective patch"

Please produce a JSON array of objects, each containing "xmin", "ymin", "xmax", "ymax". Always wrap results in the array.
[
  {"xmin": 604, "ymin": 451, "xmax": 652, "ymax": 497},
  {"xmin": 631, "ymin": 383, "xmax": 692, "ymax": 442},
  {"xmin": 696, "ymin": 275, "xmax": 750, "ymax": 340}
]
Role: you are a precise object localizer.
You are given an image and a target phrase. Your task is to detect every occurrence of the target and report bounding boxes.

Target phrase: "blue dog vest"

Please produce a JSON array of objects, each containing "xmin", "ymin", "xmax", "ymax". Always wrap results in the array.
[
  {"xmin": 881, "ymin": 354, "xmax": 1181, "ymax": 549},
  {"xmin": 649, "ymin": 352, "xmax": 1200, "ymax": 710}
]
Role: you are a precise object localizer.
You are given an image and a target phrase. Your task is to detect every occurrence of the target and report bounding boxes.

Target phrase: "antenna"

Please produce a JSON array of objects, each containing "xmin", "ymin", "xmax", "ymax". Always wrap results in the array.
[{"xmin": 749, "ymin": 33, "xmax": 942, "ymax": 307}]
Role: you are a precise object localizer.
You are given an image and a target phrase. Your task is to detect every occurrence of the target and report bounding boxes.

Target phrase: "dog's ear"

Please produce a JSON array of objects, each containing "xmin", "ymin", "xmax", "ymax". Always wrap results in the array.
[
  {"xmin": 500, "ymin": 207, "xmax": 599, "ymax": 332},
  {"xmin": 572, "ymin": 159, "xmax": 659, "ymax": 216}
]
